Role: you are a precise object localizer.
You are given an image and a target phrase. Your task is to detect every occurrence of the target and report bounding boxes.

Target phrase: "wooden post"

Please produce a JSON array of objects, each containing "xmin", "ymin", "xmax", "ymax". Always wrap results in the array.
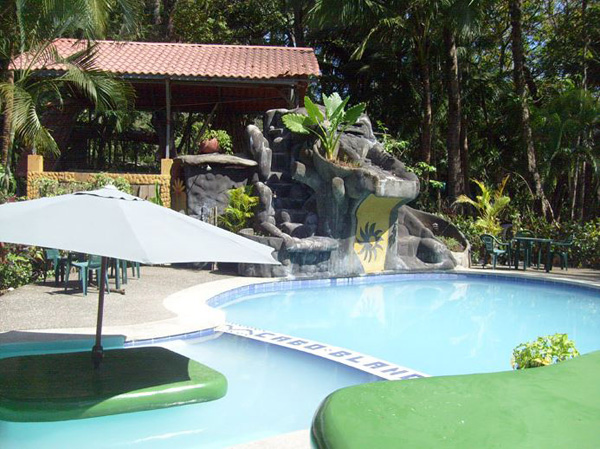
[{"xmin": 165, "ymin": 79, "xmax": 172, "ymax": 159}]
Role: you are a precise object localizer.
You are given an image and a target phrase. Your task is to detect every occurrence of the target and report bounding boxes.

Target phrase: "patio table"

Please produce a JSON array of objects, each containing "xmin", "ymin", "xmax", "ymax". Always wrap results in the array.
[{"xmin": 512, "ymin": 236, "xmax": 553, "ymax": 272}]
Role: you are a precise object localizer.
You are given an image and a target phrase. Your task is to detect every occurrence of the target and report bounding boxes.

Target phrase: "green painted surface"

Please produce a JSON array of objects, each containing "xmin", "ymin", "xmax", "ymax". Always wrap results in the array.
[
  {"xmin": 0, "ymin": 346, "xmax": 227, "ymax": 422},
  {"xmin": 312, "ymin": 351, "xmax": 600, "ymax": 449}
]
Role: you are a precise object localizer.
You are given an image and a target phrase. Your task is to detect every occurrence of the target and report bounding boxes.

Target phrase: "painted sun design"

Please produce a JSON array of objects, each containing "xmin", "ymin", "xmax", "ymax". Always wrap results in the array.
[{"xmin": 356, "ymin": 222, "xmax": 384, "ymax": 262}]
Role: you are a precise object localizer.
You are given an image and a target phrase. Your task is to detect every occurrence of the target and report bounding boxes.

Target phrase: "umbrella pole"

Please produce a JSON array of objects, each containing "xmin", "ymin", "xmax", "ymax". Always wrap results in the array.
[{"xmin": 92, "ymin": 256, "xmax": 108, "ymax": 369}]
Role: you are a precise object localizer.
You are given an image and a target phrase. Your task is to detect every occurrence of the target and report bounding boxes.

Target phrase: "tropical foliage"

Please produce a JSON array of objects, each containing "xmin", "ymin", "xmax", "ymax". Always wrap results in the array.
[
  {"xmin": 218, "ymin": 186, "xmax": 259, "ymax": 233},
  {"xmin": 512, "ymin": 333, "xmax": 580, "ymax": 369},
  {"xmin": 32, "ymin": 173, "xmax": 131, "ymax": 197},
  {"xmin": 0, "ymin": 0, "xmax": 598, "ymax": 242},
  {"xmin": 0, "ymin": 0, "xmax": 137, "ymax": 173},
  {"xmin": 454, "ymin": 176, "xmax": 511, "ymax": 236},
  {"xmin": 282, "ymin": 93, "xmax": 366, "ymax": 160}
]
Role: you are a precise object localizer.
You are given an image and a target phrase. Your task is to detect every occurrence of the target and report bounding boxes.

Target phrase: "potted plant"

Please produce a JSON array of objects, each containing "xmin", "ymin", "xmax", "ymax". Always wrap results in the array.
[{"xmin": 198, "ymin": 129, "xmax": 233, "ymax": 155}]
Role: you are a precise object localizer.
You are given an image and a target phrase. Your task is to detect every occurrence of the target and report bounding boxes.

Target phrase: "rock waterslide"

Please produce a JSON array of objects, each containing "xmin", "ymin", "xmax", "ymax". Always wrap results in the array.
[{"xmin": 238, "ymin": 108, "xmax": 458, "ymax": 277}]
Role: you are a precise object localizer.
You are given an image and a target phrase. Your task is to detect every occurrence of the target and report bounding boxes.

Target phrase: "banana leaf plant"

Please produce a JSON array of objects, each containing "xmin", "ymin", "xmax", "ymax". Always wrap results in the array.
[{"xmin": 282, "ymin": 93, "xmax": 366, "ymax": 160}]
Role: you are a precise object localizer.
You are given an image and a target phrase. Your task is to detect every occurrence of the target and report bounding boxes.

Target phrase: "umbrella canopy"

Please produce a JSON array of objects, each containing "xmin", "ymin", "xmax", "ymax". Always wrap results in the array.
[
  {"xmin": 0, "ymin": 185, "xmax": 277, "ymax": 265},
  {"xmin": 0, "ymin": 185, "xmax": 278, "ymax": 366}
]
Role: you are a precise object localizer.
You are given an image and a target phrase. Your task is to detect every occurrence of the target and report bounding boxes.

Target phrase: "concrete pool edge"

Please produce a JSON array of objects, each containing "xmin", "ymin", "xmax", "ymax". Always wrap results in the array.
[{"xmin": 3, "ymin": 269, "xmax": 597, "ymax": 349}]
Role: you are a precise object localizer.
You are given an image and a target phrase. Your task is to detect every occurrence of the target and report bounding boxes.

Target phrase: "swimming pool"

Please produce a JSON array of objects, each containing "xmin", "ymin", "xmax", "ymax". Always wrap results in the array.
[
  {"xmin": 1, "ymin": 273, "xmax": 599, "ymax": 448},
  {"xmin": 219, "ymin": 274, "xmax": 600, "ymax": 375}
]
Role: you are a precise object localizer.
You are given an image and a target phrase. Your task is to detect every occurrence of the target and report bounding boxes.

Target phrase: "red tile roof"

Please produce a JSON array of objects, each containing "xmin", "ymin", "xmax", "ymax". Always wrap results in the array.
[{"xmin": 15, "ymin": 38, "xmax": 320, "ymax": 81}]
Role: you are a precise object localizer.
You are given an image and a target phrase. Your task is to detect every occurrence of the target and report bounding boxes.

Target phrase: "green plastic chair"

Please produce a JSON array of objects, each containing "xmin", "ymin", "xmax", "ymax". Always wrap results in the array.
[
  {"xmin": 550, "ymin": 235, "xmax": 574, "ymax": 270},
  {"xmin": 480, "ymin": 234, "xmax": 510, "ymax": 269},
  {"xmin": 43, "ymin": 248, "xmax": 66, "ymax": 286},
  {"xmin": 65, "ymin": 255, "xmax": 109, "ymax": 296},
  {"xmin": 514, "ymin": 230, "xmax": 535, "ymax": 269},
  {"xmin": 109, "ymin": 259, "xmax": 141, "ymax": 290}
]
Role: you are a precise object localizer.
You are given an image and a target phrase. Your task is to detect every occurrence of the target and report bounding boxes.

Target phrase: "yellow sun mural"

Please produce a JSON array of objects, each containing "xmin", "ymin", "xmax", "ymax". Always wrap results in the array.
[{"xmin": 354, "ymin": 195, "xmax": 401, "ymax": 273}]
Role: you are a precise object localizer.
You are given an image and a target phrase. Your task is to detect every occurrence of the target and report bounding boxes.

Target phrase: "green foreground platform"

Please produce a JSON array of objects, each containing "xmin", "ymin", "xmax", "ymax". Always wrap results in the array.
[
  {"xmin": 0, "ymin": 347, "xmax": 227, "ymax": 422},
  {"xmin": 312, "ymin": 351, "xmax": 600, "ymax": 449}
]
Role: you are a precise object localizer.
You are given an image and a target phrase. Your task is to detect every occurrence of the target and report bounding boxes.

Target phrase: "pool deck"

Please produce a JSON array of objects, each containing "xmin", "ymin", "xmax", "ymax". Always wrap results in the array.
[{"xmin": 1, "ymin": 264, "xmax": 599, "ymax": 449}]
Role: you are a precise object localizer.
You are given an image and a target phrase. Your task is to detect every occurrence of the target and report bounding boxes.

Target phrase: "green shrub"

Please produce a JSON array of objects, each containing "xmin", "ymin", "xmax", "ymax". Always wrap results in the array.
[
  {"xmin": 148, "ymin": 182, "xmax": 164, "ymax": 206},
  {"xmin": 511, "ymin": 333, "xmax": 580, "ymax": 369},
  {"xmin": 218, "ymin": 186, "xmax": 259, "ymax": 233},
  {"xmin": 445, "ymin": 214, "xmax": 481, "ymax": 263},
  {"xmin": 0, "ymin": 245, "xmax": 44, "ymax": 291},
  {"xmin": 33, "ymin": 177, "xmax": 64, "ymax": 197},
  {"xmin": 33, "ymin": 174, "xmax": 131, "ymax": 197},
  {"xmin": 562, "ymin": 219, "xmax": 600, "ymax": 269},
  {"xmin": 0, "ymin": 164, "xmax": 16, "ymax": 195},
  {"xmin": 89, "ymin": 173, "xmax": 132, "ymax": 194},
  {"xmin": 437, "ymin": 236, "xmax": 464, "ymax": 252}
]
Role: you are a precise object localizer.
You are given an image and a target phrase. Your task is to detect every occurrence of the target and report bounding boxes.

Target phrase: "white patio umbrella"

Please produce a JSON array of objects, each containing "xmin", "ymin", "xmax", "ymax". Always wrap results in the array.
[{"xmin": 0, "ymin": 185, "xmax": 277, "ymax": 366}]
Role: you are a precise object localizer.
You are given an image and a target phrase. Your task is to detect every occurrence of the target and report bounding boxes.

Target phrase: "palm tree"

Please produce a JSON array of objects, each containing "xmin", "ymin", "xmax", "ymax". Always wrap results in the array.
[
  {"xmin": 0, "ymin": 0, "xmax": 139, "ymax": 170},
  {"xmin": 508, "ymin": 0, "xmax": 554, "ymax": 220},
  {"xmin": 440, "ymin": 0, "xmax": 482, "ymax": 201},
  {"xmin": 454, "ymin": 176, "xmax": 511, "ymax": 236}
]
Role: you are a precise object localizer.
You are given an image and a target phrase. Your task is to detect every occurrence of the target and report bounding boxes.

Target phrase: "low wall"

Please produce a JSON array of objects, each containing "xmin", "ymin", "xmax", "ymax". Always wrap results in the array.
[{"xmin": 26, "ymin": 155, "xmax": 172, "ymax": 208}]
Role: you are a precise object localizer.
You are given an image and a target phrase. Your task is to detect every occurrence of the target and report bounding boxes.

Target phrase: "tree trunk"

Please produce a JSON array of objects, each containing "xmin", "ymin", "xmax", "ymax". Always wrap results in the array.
[
  {"xmin": 576, "ymin": 161, "xmax": 587, "ymax": 221},
  {"xmin": 460, "ymin": 113, "xmax": 471, "ymax": 197},
  {"xmin": 1, "ymin": 68, "xmax": 14, "ymax": 168},
  {"xmin": 509, "ymin": 0, "xmax": 554, "ymax": 220},
  {"xmin": 415, "ymin": 37, "xmax": 432, "ymax": 166},
  {"xmin": 444, "ymin": 27, "xmax": 464, "ymax": 201},
  {"xmin": 292, "ymin": 4, "xmax": 306, "ymax": 47},
  {"xmin": 152, "ymin": 0, "xmax": 162, "ymax": 25},
  {"xmin": 570, "ymin": 157, "xmax": 579, "ymax": 221}
]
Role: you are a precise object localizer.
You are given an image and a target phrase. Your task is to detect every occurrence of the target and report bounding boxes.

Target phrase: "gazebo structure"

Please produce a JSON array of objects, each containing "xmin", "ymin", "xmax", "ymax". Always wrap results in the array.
[
  {"xmin": 14, "ymin": 38, "xmax": 320, "ymax": 204},
  {"xmin": 17, "ymin": 38, "xmax": 320, "ymax": 159}
]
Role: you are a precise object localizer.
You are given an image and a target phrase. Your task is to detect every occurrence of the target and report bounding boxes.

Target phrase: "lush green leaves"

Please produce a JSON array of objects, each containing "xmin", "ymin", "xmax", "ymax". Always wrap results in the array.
[
  {"xmin": 455, "ymin": 176, "xmax": 511, "ymax": 236},
  {"xmin": 281, "ymin": 113, "xmax": 312, "ymax": 134},
  {"xmin": 282, "ymin": 93, "xmax": 365, "ymax": 160},
  {"xmin": 218, "ymin": 186, "xmax": 259, "ymax": 234},
  {"xmin": 512, "ymin": 333, "xmax": 580, "ymax": 370}
]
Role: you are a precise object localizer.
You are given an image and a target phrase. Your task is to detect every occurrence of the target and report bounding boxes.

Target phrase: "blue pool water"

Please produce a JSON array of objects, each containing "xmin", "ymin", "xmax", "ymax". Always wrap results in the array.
[
  {"xmin": 0, "ymin": 335, "xmax": 378, "ymax": 449},
  {"xmin": 2, "ymin": 274, "xmax": 599, "ymax": 448},
  {"xmin": 223, "ymin": 277, "xmax": 600, "ymax": 375}
]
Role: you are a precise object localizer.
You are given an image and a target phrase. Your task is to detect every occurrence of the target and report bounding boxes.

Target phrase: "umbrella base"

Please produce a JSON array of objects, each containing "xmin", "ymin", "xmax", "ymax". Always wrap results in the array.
[{"xmin": 0, "ymin": 347, "xmax": 227, "ymax": 422}]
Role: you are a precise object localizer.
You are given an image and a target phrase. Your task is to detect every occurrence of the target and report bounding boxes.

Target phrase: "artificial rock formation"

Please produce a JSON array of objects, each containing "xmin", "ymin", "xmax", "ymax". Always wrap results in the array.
[
  {"xmin": 239, "ymin": 108, "xmax": 460, "ymax": 277},
  {"xmin": 178, "ymin": 154, "xmax": 258, "ymax": 221}
]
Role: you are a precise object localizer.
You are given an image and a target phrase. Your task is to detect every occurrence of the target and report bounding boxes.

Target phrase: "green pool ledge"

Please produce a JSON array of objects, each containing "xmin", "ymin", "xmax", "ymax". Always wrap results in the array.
[
  {"xmin": 312, "ymin": 351, "xmax": 600, "ymax": 449},
  {"xmin": 0, "ymin": 346, "xmax": 227, "ymax": 422}
]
